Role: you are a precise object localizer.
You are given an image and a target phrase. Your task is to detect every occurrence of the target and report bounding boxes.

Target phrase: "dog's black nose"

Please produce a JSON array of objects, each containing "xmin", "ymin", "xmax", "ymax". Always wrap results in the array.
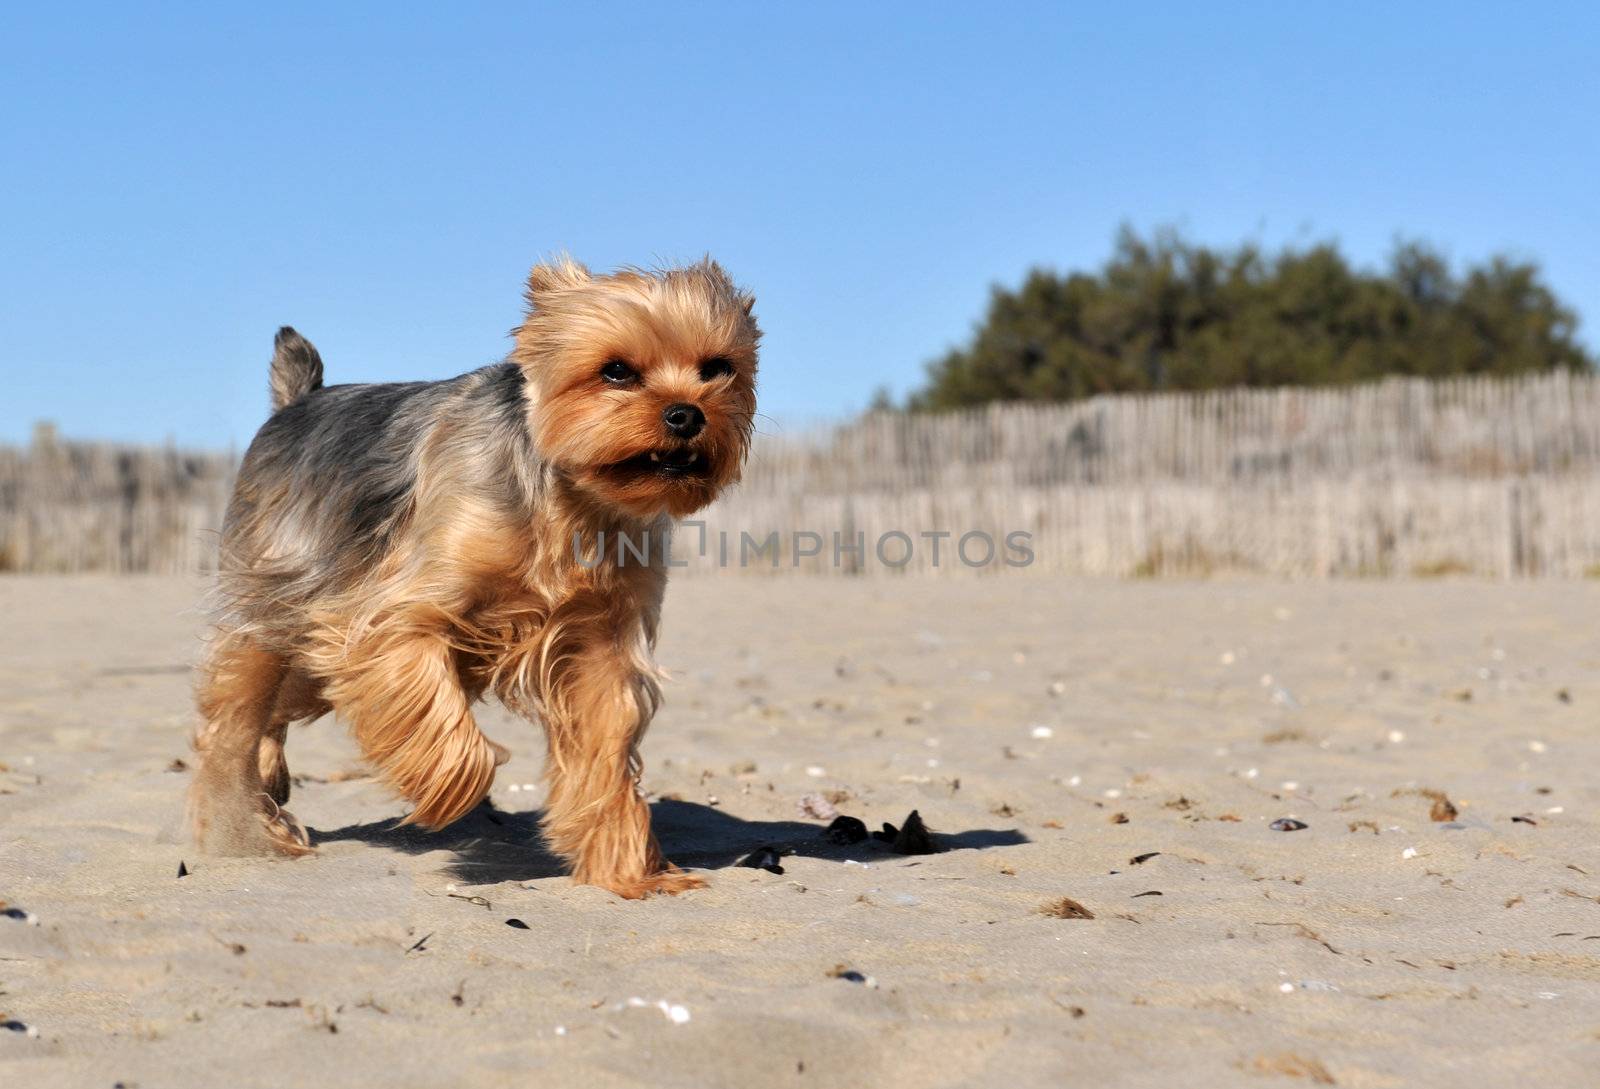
[{"xmin": 662, "ymin": 403, "xmax": 705, "ymax": 439}]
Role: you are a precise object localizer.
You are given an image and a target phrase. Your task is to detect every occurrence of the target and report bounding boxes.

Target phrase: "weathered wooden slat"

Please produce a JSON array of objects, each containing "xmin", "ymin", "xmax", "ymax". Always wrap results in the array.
[{"xmin": 5, "ymin": 373, "xmax": 1600, "ymax": 578}]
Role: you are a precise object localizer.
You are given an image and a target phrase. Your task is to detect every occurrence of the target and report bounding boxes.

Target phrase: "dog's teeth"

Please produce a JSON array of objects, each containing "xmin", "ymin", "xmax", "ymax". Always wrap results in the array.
[{"xmin": 648, "ymin": 451, "xmax": 661, "ymax": 463}]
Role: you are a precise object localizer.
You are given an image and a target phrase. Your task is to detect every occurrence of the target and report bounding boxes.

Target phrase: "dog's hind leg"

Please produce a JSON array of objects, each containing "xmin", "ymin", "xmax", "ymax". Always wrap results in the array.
[
  {"xmin": 190, "ymin": 633, "xmax": 314, "ymax": 856},
  {"xmin": 257, "ymin": 668, "xmax": 331, "ymax": 807},
  {"xmin": 319, "ymin": 624, "xmax": 497, "ymax": 829}
]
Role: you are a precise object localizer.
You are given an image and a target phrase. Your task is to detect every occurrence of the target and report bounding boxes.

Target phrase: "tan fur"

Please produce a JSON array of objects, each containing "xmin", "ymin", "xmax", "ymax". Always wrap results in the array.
[
  {"xmin": 189, "ymin": 257, "xmax": 757, "ymax": 898},
  {"xmin": 189, "ymin": 633, "xmax": 314, "ymax": 857}
]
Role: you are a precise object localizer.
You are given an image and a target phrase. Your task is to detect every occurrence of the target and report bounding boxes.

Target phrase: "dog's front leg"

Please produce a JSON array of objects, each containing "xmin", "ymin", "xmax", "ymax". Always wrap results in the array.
[
  {"xmin": 317, "ymin": 622, "xmax": 499, "ymax": 830},
  {"xmin": 537, "ymin": 635, "xmax": 701, "ymax": 898}
]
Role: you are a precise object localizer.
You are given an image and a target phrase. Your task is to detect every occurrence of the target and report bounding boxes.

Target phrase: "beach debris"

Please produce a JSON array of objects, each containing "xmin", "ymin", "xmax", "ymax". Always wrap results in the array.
[
  {"xmin": 1347, "ymin": 820, "xmax": 1380, "ymax": 835},
  {"xmin": 1109, "ymin": 812, "xmax": 1129, "ymax": 824},
  {"xmin": 1557, "ymin": 688, "xmax": 1572, "ymax": 703},
  {"xmin": 177, "ymin": 861, "xmax": 189, "ymax": 878},
  {"xmin": 448, "ymin": 893, "xmax": 491, "ymax": 909},
  {"xmin": 1047, "ymin": 994, "xmax": 1089, "ymax": 1016},
  {"xmin": 167, "ymin": 758, "xmax": 189, "ymax": 772},
  {"xmin": 828, "ymin": 964, "xmax": 877, "ymax": 986},
  {"xmin": 1256, "ymin": 921, "xmax": 1342, "ymax": 955},
  {"xmin": 1248, "ymin": 1052, "xmax": 1335, "ymax": 1084},
  {"xmin": 870, "ymin": 810, "xmax": 940, "ymax": 855},
  {"xmin": 1131, "ymin": 890, "xmax": 1163, "ymax": 898},
  {"xmin": 505, "ymin": 918, "xmax": 530, "ymax": 930},
  {"xmin": 739, "ymin": 846, "xmax": 791, "ymax": 874},
  {"xmin": 1270, "ymin": 818, "xmax": 1309, "ymax": 832},
  {"xmin": 1030, "ymin": 725, "xmax": 1054, "ymax": 740},
  {"xmin": 406, "ymin": 932, "xmax": 433, "ymax": 953},
  {"xmin": 805, "ymin": 765, "xmax": 827, "ymax": 778},
  {"xmin": 1511, "ymin": 815, "xmax": 1538, "ymax": 825},
  {"xmin": 1130, "ymin": 852, "xmax": 1160, "ymax": 866},
  {"xmin": 1262, "ymin": 728, "xmax": 1309, "ymax": 745},
  {"xmin": 798, "ymin": 792, "xmax": 837, "ymax": 820},
  {"xmin": 616, "ymin": 997, "xmax": 691, "ymax": 1024},
  {"xmin": 1401, "ymin": 847, "xmax": 1419, "ymax": 860},
  {"xmin": 1039, "ymin": 896, "xmax": 1095, "ymax": 919},
  {"xmin": 822, "ymin": 816, "xmax": 869, "ymax": 844},
  {"xmin": 1392, "ymin": 787, "xmax": 1458, "ymax": 822},
  {"xmin": 2, "ymin": 1019, "xmax": 38, "ymax": 1037}
]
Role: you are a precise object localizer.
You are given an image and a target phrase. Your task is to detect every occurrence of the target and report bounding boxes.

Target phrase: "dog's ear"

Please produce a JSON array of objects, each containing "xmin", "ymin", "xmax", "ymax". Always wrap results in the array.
[
  {"xmin": 525, "ymin": 255, "xmax": 591, "ymax": 308},
  {"xmin": 699, "ymin": 256, "xmax": 757, "ymax": 318}
]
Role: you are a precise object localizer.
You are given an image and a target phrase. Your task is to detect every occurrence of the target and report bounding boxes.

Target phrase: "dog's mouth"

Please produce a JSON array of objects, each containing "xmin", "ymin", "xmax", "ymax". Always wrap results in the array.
[{"xmin": 606, "ymin": 447, "xmax": 712, "ymax": 479}]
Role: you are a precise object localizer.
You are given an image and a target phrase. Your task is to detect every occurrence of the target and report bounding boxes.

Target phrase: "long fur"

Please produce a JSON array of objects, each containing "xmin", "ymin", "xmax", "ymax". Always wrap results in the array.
[{"xmin": 189, "ymin": 258, "xmax": 758, "ymax": 897}]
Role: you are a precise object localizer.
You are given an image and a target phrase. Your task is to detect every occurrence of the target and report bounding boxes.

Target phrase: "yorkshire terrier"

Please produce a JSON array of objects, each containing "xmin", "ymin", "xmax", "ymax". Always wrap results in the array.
[{"xmin": 188, "ymin": 257, "xmax": 758, "ymax": 897}]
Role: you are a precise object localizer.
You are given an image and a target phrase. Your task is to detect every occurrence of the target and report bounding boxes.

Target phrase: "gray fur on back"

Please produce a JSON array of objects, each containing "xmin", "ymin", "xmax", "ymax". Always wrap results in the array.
[{"xmin": 220, "ymin": 350, "xmax": 541, "ymax": 646}]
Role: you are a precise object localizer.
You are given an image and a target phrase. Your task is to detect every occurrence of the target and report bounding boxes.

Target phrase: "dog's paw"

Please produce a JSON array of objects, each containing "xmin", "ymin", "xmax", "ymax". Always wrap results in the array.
[
  {"xmin": 189, "ymin": 779, "xmax": 314, "ymax": 858},
  {"xmin": 258, "ymin": 802, "xmax": 316, "ymax": 858},
  {"xmin": 592, "ymin": 866, "xmax": 707, "ymax": 899}
]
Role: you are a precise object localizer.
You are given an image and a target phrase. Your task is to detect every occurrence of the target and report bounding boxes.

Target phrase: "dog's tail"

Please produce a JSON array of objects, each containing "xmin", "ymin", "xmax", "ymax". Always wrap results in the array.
[{"xmin": 268, "ymin": 326, "xmax": 325, "ymax": 412}]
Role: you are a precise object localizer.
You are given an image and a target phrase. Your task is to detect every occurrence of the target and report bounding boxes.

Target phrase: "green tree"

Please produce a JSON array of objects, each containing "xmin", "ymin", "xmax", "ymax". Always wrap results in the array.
[{"xmin": 909, "ymin": 228, "xmax": 1592, "ymax": 409}]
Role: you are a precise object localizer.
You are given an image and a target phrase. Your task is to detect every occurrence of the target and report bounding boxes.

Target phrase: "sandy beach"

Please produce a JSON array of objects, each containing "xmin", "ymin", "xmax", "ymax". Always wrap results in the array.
[{"xmin": 2, "ymin": 575, "xmax": 1597, "ymax": 1087}]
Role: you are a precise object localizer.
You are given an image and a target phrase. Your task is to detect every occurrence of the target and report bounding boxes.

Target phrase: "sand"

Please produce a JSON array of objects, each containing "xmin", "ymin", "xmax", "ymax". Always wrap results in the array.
[{"xmin": 1, "ymin": 575, "xmax": 1597, "ymax": 1087}]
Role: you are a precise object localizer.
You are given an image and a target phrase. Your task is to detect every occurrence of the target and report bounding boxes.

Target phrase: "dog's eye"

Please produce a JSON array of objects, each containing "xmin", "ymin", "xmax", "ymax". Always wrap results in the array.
[
  {"xmin": 699, "ymin": 357, "xmax": 736, "ymax": 381},
  {"xmin": 600, "ymin": 360, "xmax": 638, "ymax": 384}
]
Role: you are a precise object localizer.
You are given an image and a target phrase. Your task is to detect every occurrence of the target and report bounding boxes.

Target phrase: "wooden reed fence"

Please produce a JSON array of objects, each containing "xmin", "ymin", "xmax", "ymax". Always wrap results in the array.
[
  {"xmin": 0, "ymin": 424, "xmax": 235, "ymax": 575},
  {"xmin": 5, "ymin": 373, "xmax": 1600, "ymax": 578}
]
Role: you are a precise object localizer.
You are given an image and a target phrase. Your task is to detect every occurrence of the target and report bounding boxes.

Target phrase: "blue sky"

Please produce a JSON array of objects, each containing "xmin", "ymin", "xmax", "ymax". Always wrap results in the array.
[{"xmin": 3, "ymin": 3, "xmax": 1597, "ymax": 447}]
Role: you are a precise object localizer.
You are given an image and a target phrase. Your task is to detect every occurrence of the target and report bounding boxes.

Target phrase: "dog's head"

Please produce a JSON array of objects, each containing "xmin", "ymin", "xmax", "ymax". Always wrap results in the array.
[{"xmin": 512, "ymin": 257, "xmax": 759, "ymax": 520}]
